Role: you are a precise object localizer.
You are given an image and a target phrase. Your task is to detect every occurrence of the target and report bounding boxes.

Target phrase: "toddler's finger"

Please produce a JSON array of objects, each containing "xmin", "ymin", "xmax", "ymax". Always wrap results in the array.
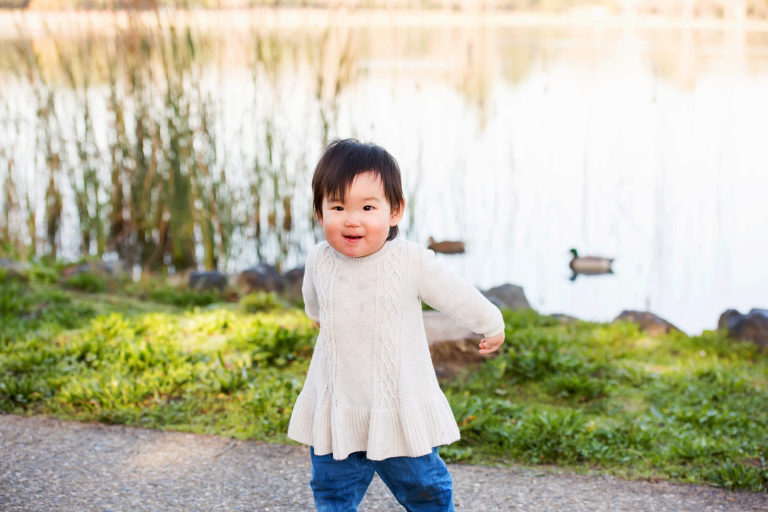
[{"xmin": 481, "ymin": 339, "xmax": 502, "ymax": 353}]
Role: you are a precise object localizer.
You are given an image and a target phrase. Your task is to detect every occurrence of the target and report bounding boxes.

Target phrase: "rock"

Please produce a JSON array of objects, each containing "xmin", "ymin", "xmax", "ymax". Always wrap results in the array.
[
  {"xmin": 482, "ymin": 283, "xmax": 530, "ymax": 310},
  {"xmin": 61, "ymin": 260, "xmax": 126, "ymax": 279},
  {"xmin": 102, "ymin": 260, "xmax": 126, "ymax": 277},
  {"xmin": 718, "ymin": 308, "xmax": 768, "ymax": 350},
  {"xmin": 237, "ymin": 264, "xmax": 284, "ymax": 294},
  {"xmin": 0, "ymin": 258, "xmax": 28, "ymax": 281},
  {"xmin": 188, "ymin": 270, "xmax": 228, "ymax": 291},
  {"xmin": 61, "ymin": 263, "xmax": 96, "ymax": 279},
  {"xmin": 423, "ymin": 311, "xmax": 496, "ymax": 379},
  {"xmin": 282, "ymin": 266, "xmax": 305, "ymax": 301},
  {"xmin": 0, "ymin": 258, "xmax": 27, "ymax": 273},
  {"xmin": 548, "ymin": 313, "xmax": 580, "ymax": 324},
  {"xmin": 614, "ymin": 310, "xmax": 682, "ymax": 336}
]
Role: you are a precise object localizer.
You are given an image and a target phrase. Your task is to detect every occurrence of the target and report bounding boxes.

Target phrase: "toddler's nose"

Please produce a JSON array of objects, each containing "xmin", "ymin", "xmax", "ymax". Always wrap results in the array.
[{"xmin": 345, "ymin": 213, "xmax": 361, "ymax": 226}]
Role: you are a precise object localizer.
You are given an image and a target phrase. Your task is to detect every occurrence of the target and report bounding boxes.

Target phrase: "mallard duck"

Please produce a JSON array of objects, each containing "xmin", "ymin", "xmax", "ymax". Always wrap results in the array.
[
  {"xmin": 428, "ymin": 237, "xmax": 466, "ymax": 254},
  {"xmin": 569, "ymin": 248, "xmax": 613, "ymax": 280}
]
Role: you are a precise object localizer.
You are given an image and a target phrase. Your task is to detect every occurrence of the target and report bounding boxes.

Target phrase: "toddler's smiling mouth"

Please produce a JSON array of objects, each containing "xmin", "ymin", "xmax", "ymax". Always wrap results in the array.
[{"xmin": 343, "ymin": 235, "xmax": 363, "ymax": 242}]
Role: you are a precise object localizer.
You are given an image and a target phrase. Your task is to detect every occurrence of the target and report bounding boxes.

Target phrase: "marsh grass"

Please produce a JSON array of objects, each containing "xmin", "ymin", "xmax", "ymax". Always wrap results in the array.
[
  {"xmin": 0, "ymin": 14, "xmax": 358, "ymax": 272},
  {"xmin": 1, "ymin": 274, "xmax": 766, "ymax": 491}
]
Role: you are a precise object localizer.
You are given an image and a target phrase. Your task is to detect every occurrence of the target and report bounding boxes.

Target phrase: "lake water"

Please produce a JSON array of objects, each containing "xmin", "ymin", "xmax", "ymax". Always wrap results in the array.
[{"xmin": 2, "ymin": 10, "xmax": 767, "ymax": 334}]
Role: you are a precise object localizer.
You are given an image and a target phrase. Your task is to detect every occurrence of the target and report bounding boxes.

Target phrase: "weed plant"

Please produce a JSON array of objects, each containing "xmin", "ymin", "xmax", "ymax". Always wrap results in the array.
[
  {"xmin": 0, "ymin": 279, "xmax": 766, "ymax": 492},
  {"xmin": 145, "ymin": 284, "xmax": 224, "ymax": 308},
  {"xmin": 240, "ymin": 291, "xmax": 283, "ymax": 313},
  {"xmin": 443, "ymin": 310, "xmax": 768, "ymax": 491},
  {"xmin": 62, "ymin": 271, "xmax": 107, "ymax": 293}
]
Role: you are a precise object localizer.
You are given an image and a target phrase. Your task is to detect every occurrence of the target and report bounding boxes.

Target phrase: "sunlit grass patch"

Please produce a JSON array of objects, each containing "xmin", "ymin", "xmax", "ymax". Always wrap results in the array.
[
  {"xmin": 0, "ymin": 280, "xmax": 315, "ymax": 444},
  {"xmin": 240, "ymin": 291, "xmax": 284, "ymax": 313},
  {"xmin": 629, "ymin": 335, "xmax": 662, "ymax": 351},
  {"xmin": 1, "ymin": 281, "xmax": 766, "ymax": 491}
]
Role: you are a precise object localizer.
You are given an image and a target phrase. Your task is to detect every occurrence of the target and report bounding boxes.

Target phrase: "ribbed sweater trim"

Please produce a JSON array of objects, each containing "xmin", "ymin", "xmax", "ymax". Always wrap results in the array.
[{"xmin": 324, "ymin": 238, "xmax": 396, "ymax": 265}]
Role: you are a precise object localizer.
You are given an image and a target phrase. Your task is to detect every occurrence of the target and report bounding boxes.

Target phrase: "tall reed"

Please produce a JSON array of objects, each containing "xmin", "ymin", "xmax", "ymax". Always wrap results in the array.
[
  {"xmin": 13, "ymin": 37, "xmax": 64, "ymax": 261},
  {"xmin": 0, "ymin": 100, "xmax": 18, "ymax": 257},
  {"xmin": 1, "ymin": 13, "xmax": 360, "ymax": 273}
]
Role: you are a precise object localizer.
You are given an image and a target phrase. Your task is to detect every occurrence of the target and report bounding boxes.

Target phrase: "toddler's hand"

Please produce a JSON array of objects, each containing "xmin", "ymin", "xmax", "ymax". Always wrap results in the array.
[{"xmin": 479, "ymin": 332, "xmax": 504, "ymax": 354}]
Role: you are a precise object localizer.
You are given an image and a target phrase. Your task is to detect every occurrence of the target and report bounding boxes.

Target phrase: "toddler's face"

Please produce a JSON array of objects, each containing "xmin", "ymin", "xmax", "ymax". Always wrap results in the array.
[{"xmin": 319, "ymin": 171, "xmax": 403, "ymax": 258}]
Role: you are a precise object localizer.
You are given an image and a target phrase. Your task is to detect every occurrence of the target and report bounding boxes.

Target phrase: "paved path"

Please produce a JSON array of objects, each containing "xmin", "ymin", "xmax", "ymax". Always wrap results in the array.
[{"xmin": 1, "ymin": 414, "xmax": 765, "ymax": 511}]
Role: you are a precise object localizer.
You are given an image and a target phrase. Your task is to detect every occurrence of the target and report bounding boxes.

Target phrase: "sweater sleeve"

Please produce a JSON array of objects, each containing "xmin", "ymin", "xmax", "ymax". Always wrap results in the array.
[
  {"xmin": 302, "ymin": 245, "xmax": 320, "ymax": 323},
  {"xmin": 418, "ymin": 248, "xmax": 505, "ymax": 338}
]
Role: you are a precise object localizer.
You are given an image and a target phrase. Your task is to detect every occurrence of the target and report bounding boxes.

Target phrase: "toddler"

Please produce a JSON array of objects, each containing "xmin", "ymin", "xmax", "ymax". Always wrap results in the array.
[{"xmin": 288, "ymin": 138, "xmax": 505, "ymax": 511}]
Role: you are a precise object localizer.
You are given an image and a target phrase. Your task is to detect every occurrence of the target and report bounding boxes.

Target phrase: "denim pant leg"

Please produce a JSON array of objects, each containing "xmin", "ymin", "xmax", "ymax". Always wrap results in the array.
[
  {"xmin": 372, "ymin": 447, "xmax": 455, "ymax": 512},
  {"xmin": 310, "ymin": 447, "xmax": 376, "ymax": 512}
]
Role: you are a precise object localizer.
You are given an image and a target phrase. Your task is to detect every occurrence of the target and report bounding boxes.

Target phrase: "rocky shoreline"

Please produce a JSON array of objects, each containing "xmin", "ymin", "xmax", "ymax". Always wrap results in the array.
[{"xmin": 3, "ymin": 257, "xmax": 766, "ymax": 355}]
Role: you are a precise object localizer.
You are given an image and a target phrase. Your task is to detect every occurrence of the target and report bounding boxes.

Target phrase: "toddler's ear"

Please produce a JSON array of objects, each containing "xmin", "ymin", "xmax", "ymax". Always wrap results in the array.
[
  {"xmin": 390, "ymin": 200, "xmax": 405, "ymax": 225},
  {"xmin": 316, "ymin": 211, "xmax": 324, "ymax": 226}
]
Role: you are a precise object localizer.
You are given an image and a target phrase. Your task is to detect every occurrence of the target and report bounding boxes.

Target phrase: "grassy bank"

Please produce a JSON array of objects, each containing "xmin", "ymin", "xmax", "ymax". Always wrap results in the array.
[{"xmin": 1, "ymin": 271, "xmax": 766, "ymax": 492}]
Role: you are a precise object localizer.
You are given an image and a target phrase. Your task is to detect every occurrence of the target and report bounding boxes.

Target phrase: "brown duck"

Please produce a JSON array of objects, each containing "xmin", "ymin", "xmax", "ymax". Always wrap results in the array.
[{"xmin": 428, "ymin": 237, "xmax": 466, "ymax": 254}]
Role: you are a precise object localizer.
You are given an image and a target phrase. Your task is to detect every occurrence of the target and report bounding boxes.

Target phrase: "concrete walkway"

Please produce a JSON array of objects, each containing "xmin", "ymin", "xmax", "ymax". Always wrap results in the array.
[{"xmin": 1, "ymin": 414, "xmax": 765, "ymax": 511}]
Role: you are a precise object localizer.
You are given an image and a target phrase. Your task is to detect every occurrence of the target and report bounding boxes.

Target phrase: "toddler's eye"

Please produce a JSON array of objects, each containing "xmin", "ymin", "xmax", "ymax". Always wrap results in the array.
[
  {"xmin": 363, "ymin": 205, "xmax": 374, "ymax": 211},
  {"xmin": 331, "ymin": 206, "xmax": 344, "ymax": 211}
]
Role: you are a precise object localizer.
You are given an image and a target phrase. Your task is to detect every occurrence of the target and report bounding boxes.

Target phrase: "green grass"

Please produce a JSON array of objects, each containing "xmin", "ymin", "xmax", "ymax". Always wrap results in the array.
[
  {"xmin": 0, "ymin": 277, "xmax": 314, "ymax": 442},
  {"xmin": 1, "ymin": 277, "xmax": 766, "ymax": 492},
  {"xmin": 442, "ymin": 311, "xmax": 768, "ymax": 491}
]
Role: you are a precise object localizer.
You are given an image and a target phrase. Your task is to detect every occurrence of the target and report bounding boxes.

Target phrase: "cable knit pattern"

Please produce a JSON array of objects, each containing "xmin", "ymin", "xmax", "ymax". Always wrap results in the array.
[
  {"xmin": 288, "ymin": 238, "xmax": 504, "ymax": 461},
  {"xmin": 374, "ymin": 251, "xmax": 405, "ymax": 412},
  {"xmin": 314, "ymin": 247, "xmax": 338, "ymax": 413}
]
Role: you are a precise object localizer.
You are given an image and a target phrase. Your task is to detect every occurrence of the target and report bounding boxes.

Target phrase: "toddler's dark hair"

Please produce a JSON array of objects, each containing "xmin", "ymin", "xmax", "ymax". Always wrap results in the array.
[{"xmin": 312, "ymin": 138, "xmax": 405, "ymax": 241}]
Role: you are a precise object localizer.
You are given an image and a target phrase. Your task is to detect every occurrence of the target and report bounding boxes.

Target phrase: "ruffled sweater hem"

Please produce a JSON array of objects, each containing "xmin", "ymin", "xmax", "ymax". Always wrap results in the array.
[{"xmin": 287, "ymin": 391, "xmax": 461, "ymax": 461}]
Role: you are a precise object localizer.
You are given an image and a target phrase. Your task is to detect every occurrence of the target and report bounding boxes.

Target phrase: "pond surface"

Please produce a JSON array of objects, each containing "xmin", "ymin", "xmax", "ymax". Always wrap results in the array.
[{"xmin": 2, "ymin": 11, "xmax": 767, "ymax": 333}]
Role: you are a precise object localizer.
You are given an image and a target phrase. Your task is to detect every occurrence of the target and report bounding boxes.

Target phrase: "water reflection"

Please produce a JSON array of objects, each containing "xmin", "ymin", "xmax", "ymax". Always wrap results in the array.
[{"xmin": 1, "ymin": 11, "xmax": 767, "ymax": 333}]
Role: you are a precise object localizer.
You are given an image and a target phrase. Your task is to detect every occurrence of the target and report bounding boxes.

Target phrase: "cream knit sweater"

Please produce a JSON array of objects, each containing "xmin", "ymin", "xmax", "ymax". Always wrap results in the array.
[{"xmin": 287, "ymin": 238, "xmax": 505, "ymax": 461}]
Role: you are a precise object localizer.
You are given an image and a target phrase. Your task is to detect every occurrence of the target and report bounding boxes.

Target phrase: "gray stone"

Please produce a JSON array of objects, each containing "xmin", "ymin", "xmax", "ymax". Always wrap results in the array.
[
  {"xmin": 236, "ymin": 264, "xmax": 284, "ymax": 294},
  {"xmin": 102, "ymin": 261, "xmax": 126, "ymax": 277},
  {"xmin": 0, "ymin": 258, "xmax": 28, "ymax": 281},
  {"xmin": 614, "ymin": 310, "xmax": 682, "ymax": 336},
  {"xmin": 548, "ymin": 313, "xmax": 580, "ymax": 324},
  {"xmin": 282, "ymin": 266, "xmax": 305, "ymax": 301},
  {"xmin": 188, "ymin": 271, "xmax": 228, "ymax": 291},
  {"xmin": 61, "ymin": 260, "xmax": 126, "ymax": 279},
  {"xmin": 482, "ymin": 283, "xmax": 530, "ymax": 310},
  {"xmin": 718, "ymin": 308, "xmax": 768, "ymax": 349},
  {"xmin": 61, "ymin": 263, "xmax": 93, "ymax": 279},
  {"xmin": 0, "ymin": 258, "xmax": 27, "ymax": 273}
]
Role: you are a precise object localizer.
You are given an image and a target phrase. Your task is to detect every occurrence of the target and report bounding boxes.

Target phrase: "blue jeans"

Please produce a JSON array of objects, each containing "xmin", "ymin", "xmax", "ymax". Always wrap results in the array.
[{"xmin": 309, "ymin": 447, "xmax": 454, "ymax": 512}]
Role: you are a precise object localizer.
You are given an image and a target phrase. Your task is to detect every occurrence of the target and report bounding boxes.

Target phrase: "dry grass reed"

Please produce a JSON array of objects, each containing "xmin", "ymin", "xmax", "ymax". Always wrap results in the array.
[{"xmin": 0, "ymin": 11, "xmax": 358, "ymax": 274}]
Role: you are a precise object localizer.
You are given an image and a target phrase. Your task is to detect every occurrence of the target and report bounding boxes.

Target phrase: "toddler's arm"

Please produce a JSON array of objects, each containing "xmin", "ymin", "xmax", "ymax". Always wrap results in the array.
[
  {"xmin": 419, "ymin": 248, "xmax": 505, "ymax": 352},
  {"xmin": 302, "ymin": 247, "xmax": 320, "ymax": 323}
]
